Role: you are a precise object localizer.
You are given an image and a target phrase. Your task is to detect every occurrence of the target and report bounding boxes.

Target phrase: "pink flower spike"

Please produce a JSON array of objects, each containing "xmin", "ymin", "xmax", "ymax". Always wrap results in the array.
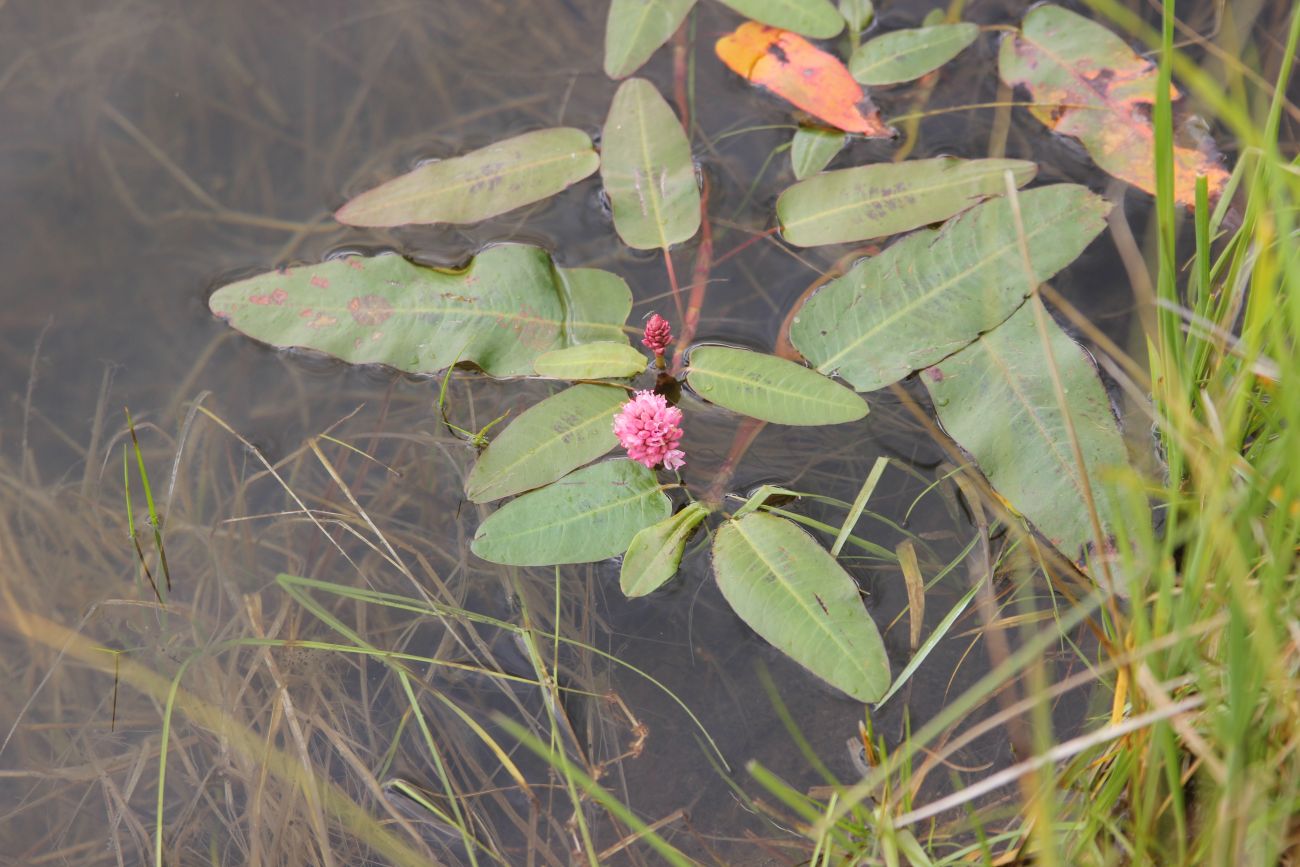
[
  {"xmin": 613, "ymin": 390, "xmax": 686, "ymax": 471},
  {"xmin": 641, "ymin": 313, "xmax": 673, "ymax": 364}
]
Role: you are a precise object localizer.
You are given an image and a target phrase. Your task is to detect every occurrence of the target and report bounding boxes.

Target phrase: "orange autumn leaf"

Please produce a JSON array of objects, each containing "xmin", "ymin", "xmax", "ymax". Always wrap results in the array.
[
  {"xmin": 999, "ymin": 5, "xmax": 1229, "ymax": 207},
  {"xmin": 716, "ymin": 22, "xmax": 893, "ymax": 137}
]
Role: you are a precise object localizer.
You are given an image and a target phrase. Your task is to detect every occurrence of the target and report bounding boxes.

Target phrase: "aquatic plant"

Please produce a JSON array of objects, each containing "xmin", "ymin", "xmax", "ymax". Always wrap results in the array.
[{"xmin": 207, "ymin": 3, "xmax": 1182, "ymax": 707}]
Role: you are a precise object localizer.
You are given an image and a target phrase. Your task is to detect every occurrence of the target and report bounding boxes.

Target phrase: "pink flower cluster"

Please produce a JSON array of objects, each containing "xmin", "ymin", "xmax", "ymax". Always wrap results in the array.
[
  {"xmin": 613, "ymin": 390, "xmax": 685, "ymax": 471},
  {"xmin": 641, "ymin": 313, "xmax": 672, "ymax": 358}
]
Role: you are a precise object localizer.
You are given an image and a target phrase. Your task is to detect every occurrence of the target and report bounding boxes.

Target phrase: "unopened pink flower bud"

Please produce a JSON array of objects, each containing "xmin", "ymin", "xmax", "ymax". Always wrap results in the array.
[{"xmin": 641, "ymin": 314, "xmax": 673, "ymax": 364}]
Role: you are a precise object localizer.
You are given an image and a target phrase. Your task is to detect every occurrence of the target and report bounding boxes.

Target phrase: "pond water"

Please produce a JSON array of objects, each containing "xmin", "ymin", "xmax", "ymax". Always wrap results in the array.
[{"xmin": 0, "ymin": 0, "xmax": 1285, "ymax": 863}]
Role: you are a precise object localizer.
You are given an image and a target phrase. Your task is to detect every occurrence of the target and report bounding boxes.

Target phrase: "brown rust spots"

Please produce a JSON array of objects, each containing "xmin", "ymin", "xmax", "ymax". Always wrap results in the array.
[
  {"xmin": 490, "ymin": 302, "xmax": 556, "ymax": 351},
  {"xmin": 347, "ymin": 294, "xmax": 393, "ymax": 326},
  {"xmin": 299, "ymin": 309, "xmax": 338, "ymax": 328},
  {"xmin": 249, "ymin": 287, "xmax": 288, "ymax": 306}
]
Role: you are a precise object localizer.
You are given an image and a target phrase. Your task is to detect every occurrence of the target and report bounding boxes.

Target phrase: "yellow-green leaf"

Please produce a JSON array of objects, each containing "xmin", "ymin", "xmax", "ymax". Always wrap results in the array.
[
  {"xmin": 850, "ymin": 23, "xmax": 979, "ymax": 86},
  {"xmin": 534, "ymin": 342, "xmax": 648, "ymax": 380},
  {"xmin": 471, "ymin": 460, "xmax": 671, "ymax": 566},
  {"xmin": 208, "ymin": 245, "xmax": 631, "ymax": 378},
  {"xmin": 600, "ymin": 78, "xmax": 701, "ymax": 250},
  {"xmin": 686, "ymin": 346, "xmax": 867, "ymax": 425},
  {"xmin": 605, "ymin": 0, "xmax": 697, "ymax": 79},
  {"xmin": 715, "ymin": 0, "xmax": 843, "ymax": 38},
  {"xmin": 776, "ymin": 156, "xmax": 1037, "ymax": 247},
  {"xmin": 335, "ymin": 128, "xmax": 599, "ymax": 227},
  {"xmin": 713, "ymin": 512, "xmax": 889, "ymax": 702},
  {"xmin": 465, "ymin": 384, "xmax": 627, "ymax": 503},
  {"xmin": 620, "ymin": 502, "xmax": 711, "ymax": 597}
]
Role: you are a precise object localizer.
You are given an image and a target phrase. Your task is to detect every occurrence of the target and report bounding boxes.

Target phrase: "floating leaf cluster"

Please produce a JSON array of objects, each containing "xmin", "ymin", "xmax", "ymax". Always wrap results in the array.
[{"xmin": 207, "ymin": 4, "xmax": 1225, "ymax": 702}]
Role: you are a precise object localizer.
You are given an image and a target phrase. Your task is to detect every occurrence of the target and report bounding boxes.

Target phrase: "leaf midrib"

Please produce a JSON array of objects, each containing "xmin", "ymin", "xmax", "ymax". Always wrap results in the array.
[
  {"xmin": 633, "ymin": 83, "xmax": 673, "ymax": 249},
  {"xmin": 853, "ymin": 25, "xmax": 973, "ymax": 79},
  {"xmin": 485, "ymin": 472, "xmax": 663, "ymax": 545},
  {"xmin": 345, "ymin": 143, "xmax": 595, "ymax": 219},
  {"xmin": 470, "ymin": 390, "xmax": 622, "ymax": 498},
  {"xmin": 689, "ymin": 359, "xmax": 861, "ymax": 415},
  {"xmin": 781, "ymin": 160, "xmax": 1030, "ymax": 233},
  {"xmin": 974, "ymin": 330, "xmax": 1086, "ymax": 508},
  {"xmin": 812, "ymin": 194, "xmax": 1076, "ymax": 373},
  {"xmin": 726, "ymin": 517, "xmax": 868, "ymax": 680}
]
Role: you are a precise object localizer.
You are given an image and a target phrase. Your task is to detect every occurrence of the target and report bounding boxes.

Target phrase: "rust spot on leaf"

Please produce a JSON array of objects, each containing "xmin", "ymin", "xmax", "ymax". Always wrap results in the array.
[
  {"xmin": 303, "ymin": 312, "xmax": 338, "ymax": 328},
  {"xmin": 347, "ymin": 294, "xmax": 393, "ymax": 326},
  {"xmin": 310, "ymin": 275, "xmax": 330, "ymax": 288},
  {"xmin": 249, "ymin": 287, "xmax": 288, "ymax": 306}
]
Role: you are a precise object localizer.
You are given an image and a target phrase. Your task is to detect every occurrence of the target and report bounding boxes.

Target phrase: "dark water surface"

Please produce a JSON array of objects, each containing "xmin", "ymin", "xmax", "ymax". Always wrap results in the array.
[{"xmin": 0, "ymin": 0, "xmax": 1285, "ymax": 863}]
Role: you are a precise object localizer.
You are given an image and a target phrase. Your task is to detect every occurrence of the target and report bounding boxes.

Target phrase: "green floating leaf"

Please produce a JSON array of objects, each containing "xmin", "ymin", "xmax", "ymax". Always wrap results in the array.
[
  {"xmin": 605, "ymin": 0, "xmax": 697, "ymax": 79},
  {"xmin": 713, "ymin": 512, "xmax": 889, "ymax": 702},
  {"xmin": 790, "ymin": 126, "xmax": 846, "ymax": 180},
  {"xmin": 850, "ymin": 23, "xmax": 979, "ymax": 85},
  {"xmin": 923, "ymin": 299, "xmax": 1136, "ymax": 560},
  {"xmin": 838, "ymin": 0, "xmax": 874, "ymax": 33},
  {"xmin": 621, "ymin": 502, "xmax": 711, "ymax": 597},
  {"xmin": 534, "ymin": 342, "xmax": 647, "ymax": 380},
  {"xmin": 208, "ymin": 245, "xmax": 631, "ymax": 378},
  {"xmin": 472, "ymin": 459, "xmax": 671, "ymax": 566},
  {"xmin": 335, "ymin": 128, "xmax": 599, "ymax": 227},
  {"xmin": 715, "ymin": 0, "xmax": 844, "ymax": 38},
  {"xmin": 600, "ymin": 78, "xmax": 701, "ymax": 250},
  {"xmin": 465, "ymin": 384, "xmax": 627, "ymax": 503},
  {"xmin": 776, "ymin": 156, "xmax": 1037, "ymax": 247},
  {"xmin": 686, "ymin": 345, "xmax": 867, "ymax": 425},
  {"xmin": 791, "ymin": 184, "xmax": 1109, "ymax": 392}
]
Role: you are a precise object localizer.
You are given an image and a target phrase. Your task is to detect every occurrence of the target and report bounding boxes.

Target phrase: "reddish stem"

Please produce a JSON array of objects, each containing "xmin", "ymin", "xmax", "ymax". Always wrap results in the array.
[
  {"xmin": 703, "ymin": 417, "xmax": 766, "ymax": 507},
  {"xmin": 671, "ymin": 20, "xmax": 691, "ymax": 134},
  {"xmin": 662, "ymin": 248, "xmax": 686, "ymax": 323},
  {"xmin": 670, "ymin": 177, "xmax": 712, "ymax": 376}
]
